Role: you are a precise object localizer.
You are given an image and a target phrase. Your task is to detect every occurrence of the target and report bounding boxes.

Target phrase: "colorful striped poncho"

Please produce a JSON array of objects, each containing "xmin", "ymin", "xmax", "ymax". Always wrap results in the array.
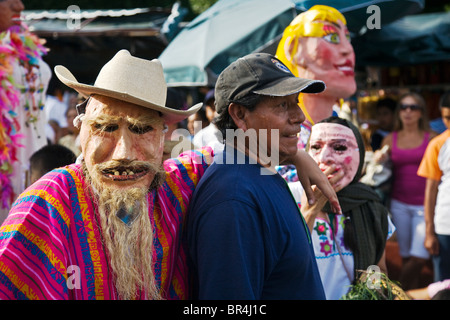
[{"xmin": 0, "ymin": 148, "xmax": 213, "ymax": 300}]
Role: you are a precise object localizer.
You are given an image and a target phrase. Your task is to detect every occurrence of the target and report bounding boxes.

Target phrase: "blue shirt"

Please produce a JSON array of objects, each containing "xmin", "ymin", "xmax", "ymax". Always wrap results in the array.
[{"xmin": 187, "ymin": 147, "xmax": 326, "ymax": 299}]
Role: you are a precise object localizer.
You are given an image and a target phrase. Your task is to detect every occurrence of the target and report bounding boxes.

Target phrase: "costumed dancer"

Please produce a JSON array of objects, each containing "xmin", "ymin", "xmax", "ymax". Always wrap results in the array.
[
  {"xmin": 0, "ymin": 0, "xmax": 51, "ymax": 223},
  {"xmin": 300, "ymin": 117, "xmax": 396, "ymax": 299}
]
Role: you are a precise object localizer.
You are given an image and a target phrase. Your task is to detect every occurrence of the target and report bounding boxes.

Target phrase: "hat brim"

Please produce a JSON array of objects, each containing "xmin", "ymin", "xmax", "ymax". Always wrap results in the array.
[
  {"xmin": 54, "ymin": 65, "xmax": 202, "ymax": 124},
  {"xmin": 252, "ymin": 77, "xmax": 325, "ymax": 96}
]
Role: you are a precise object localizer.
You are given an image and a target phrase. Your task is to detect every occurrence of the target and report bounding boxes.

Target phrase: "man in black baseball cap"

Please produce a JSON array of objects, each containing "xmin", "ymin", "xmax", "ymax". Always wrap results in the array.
[
  {"xmin": 187, "ymin": 53, "xmax": 339, "ymax": 299},
  {"xmin": 214, "ymin": 52, "xmax": 325, "ymax": 117}
]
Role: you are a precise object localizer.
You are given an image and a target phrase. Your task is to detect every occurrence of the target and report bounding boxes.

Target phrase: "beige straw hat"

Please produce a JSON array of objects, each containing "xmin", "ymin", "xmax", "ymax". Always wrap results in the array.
[{"xmin": 54, "ymin": 49, "xmax": 202, "ymax": 124}]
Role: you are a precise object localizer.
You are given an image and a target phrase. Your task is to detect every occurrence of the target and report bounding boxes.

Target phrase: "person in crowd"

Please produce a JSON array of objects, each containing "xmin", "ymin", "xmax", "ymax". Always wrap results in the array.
[
  {"xmin": 338, "ymin": 96, "xmax": 359, "ymax": 128},
  {"xmin": 192, "ymin": 89, "xmax": 223, "ymax": 149},
  {"xmin": 58, "ymin": 95, "xmax": 82, "ymax": 157},
  {"xmin": 370, "ymin": 97, "xmax": 397, "ymax": 151},
  {"xmin": 187, "ymin": 53, "xmax": 341, "ymax": 300},
  {"xmin": 29, "ymin": 144, "xmax": 76, "ymax": 185},
  {"xmin": 430, "ymin": 96, "xmax": 448, "ymax": 135},
  {"xmin": 0, "ymin": 50, "xmax": 339, "ymax": 300},
  {"xmin": 365, "ymin": 97, "xmax": 398, "ymax": 207},
  {"xmin": 406, "ymin": 279, "xmax": 450, "ymax": 300},
  {"xmin": 162, "ymin": 87, "xmax": 195, "ymax": 161},
  {"xmin": 300, "ymin": 116, "xmax": 394, "ymax": 299},
  {"xmin": 187, "ymin": 108, "xmax": 208, "ymax": 137},
  {"xmin": 0, "ymin": 49, "xmax": 210, "ymax": 300},
  {"xmin": 45, "ymin": 76, "xmax": 69, "ymax": 143},
  {"xmin": 379, "ymin": 92, "xmax": 438, "ymax": 290},
  {"xmin": 418, "ymin": 91, "xmax": 450, "ymax": 283},
  {"xmin": 0, "ymin": 0, "xmax": 51, "ymax": 223}
]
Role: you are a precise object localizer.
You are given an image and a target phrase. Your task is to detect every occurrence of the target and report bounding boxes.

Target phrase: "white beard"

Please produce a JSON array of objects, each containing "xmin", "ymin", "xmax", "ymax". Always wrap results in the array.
[{"xmin": 83, "ymin": 160, "xmax": 164, "ymax": 300}]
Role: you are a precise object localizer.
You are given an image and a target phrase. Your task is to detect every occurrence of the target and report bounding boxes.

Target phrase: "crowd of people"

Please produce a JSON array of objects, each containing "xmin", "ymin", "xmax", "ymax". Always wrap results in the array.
[{"xmin": 0, "ymin": 1, "xmax": 449, "ymax": 300}]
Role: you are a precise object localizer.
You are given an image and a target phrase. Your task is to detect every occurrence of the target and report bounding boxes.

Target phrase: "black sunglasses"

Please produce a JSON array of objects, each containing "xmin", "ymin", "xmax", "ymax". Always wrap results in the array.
[{"xmin": 399, "ymin": 104, "xmax": 422, "ymax": 111}]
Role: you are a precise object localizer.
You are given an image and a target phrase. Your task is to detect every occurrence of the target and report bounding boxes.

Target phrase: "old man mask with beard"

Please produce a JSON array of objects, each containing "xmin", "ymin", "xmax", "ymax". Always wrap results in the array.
[{"xmin": 79, "ymin": 94, "xmax": 166, "ymax": 300}]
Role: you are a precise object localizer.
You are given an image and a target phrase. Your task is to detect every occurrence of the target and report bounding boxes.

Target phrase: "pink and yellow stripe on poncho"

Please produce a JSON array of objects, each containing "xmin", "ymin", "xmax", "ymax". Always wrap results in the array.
[{"xmin": 0, "ymin": 148, "xmax": 212, "ymax": 300}]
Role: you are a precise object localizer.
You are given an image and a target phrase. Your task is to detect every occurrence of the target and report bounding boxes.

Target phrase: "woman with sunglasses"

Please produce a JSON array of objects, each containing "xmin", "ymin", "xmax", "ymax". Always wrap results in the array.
[{"xmin": 380, "ymin": 92, "xmax": 438, "ymax": 290}]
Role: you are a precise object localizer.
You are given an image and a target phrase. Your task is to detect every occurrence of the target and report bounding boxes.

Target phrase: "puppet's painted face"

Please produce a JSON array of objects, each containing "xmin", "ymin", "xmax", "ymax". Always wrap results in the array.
[
  {"xmin": 308, "ymin": 122, "xmax": 360, "ymax": 188},
  {"xmin": 276, "ymin": 5, "xmax": 356, "ymax": 99},
  {"xmin": 80, "ymin": 95, "xmax": 165, "ymax": 191}
]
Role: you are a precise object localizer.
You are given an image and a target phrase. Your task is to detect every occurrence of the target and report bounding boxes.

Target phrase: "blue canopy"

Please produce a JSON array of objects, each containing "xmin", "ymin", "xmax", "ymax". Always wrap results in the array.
[{"xmin": 353, "ymin": 11, "xmax": 450, "ymax": 66}]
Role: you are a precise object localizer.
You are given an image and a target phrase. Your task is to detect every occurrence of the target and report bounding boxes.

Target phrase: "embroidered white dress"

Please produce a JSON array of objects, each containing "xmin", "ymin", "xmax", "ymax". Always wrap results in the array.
[{"xmin": 311, "ymin": 214, "xmax": 395, "ymax": 300}]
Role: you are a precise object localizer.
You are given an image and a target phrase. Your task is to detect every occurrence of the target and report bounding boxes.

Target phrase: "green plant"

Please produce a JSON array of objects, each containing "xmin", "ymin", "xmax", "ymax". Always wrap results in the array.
[{"xmin": 340, "ymin": 270, "xmax": 411, "ymax": 300}]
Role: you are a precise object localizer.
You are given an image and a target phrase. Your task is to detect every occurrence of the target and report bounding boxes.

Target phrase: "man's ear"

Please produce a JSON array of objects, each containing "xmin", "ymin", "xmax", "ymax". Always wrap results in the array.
[{"xmin": 228, "ymin": 103, "xmax": 249, "ymax": 132}]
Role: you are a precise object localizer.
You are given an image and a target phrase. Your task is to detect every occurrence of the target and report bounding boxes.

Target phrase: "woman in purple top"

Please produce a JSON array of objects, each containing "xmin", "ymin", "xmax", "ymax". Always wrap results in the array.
[{"xmin": 380, "ymin": 92, "xmax": 438, "ymax": 290}]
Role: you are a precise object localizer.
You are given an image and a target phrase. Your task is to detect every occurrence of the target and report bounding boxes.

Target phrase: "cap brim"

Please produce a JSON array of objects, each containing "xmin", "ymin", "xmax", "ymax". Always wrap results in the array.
[
  {"xmin": 252, "ymin": 77, "xmax": 326, "ymax": 96},
  {"xmin": 54, "ymin": 65, "xmax": 202, "ymax": 124}
]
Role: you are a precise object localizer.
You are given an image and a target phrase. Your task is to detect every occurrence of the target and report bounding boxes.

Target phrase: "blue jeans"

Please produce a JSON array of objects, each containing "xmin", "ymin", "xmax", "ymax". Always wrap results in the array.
[{"xmin": 433, "ymin": 234, "xmax": 450, "ymax": 282}]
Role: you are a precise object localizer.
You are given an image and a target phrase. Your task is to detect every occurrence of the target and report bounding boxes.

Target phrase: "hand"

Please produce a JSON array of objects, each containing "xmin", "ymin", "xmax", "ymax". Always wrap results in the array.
[
  {"xmin": 424, "ymin": 233, "xmax": 439, "ymax": 256},
  {"xmin": 300, "ymin": 165, "xmax": 344, "ymax": 231},
  {"xmin": 294, "ymin": 151, "xmax": 342, "ymax": 216}
]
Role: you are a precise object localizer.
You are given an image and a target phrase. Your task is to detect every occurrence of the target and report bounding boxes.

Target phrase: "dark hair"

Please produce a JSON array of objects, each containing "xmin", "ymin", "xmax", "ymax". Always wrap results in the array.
[
  {"xmin": 439, "ymin": 91, "xmax": 450, "ymax": 110},
  {"xmin": 213, "ymin": 93, "xmax": 263, "ymax": 140},
  {"xmin": 30, "ymin": 144, "xmax": 76, "ymax": 178},
  {"xmin": 432, "ymin": 289, "xmax": 450, "ymax": 300},
  {"xmin": 166, "ymin": 87, "xmax": 186, "ymax": 111},
  {"xmin": 195, "ymin": 106, "xmax": 208, "ymax": 124},
  {"xmin": 46, "ymin": 75, "xmax": 65, "ymax": 96},
  {"xmin": 376, "ymin": 97, "xmax": 397, "ymax": 113},
  {"xmin": 166, "ymin": 87, "xmax": 188, "ymax": 128}
]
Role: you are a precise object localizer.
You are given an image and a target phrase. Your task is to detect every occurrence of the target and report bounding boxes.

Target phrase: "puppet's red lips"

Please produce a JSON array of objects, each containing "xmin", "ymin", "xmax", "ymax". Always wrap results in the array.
[
  {"xmin": 334, "ymin": 60, "xmax": 354, "ymax": 76},
  {"xmin": 12, "ymin": 15, "xmax": 22, "ymax": 24}
]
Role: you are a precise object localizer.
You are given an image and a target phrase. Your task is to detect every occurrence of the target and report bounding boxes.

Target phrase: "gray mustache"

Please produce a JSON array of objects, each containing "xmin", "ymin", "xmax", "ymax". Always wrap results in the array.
[{"xmin": 95, "ymin": 160, "xmax": 161, "ymax": 174}]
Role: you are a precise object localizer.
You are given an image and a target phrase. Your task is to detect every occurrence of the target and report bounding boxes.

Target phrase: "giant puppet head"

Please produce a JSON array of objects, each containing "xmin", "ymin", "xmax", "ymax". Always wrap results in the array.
[{"xmin": 276, "ymin": 5, "xmax": 356, "ymax": 100}]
